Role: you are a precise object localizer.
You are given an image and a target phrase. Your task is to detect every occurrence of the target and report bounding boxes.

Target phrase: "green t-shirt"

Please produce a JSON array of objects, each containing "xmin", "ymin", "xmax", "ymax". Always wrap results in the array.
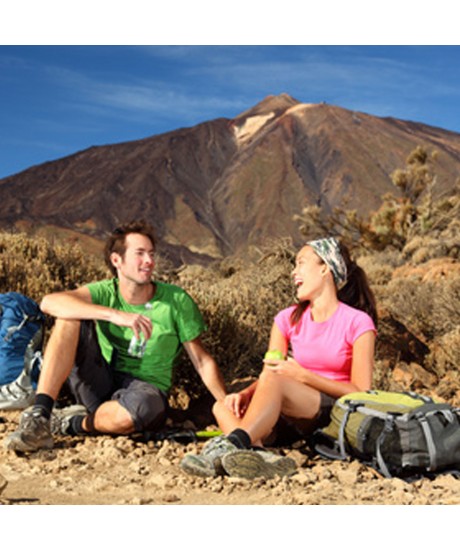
[{"xmin": 87, "ymin": 279, "xmax": 206, "ymax": 392}]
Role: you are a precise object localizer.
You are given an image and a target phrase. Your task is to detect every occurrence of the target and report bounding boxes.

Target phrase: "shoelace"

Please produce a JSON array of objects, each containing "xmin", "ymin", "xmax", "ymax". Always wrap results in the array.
[{"xmin": 19, "ymin": 408, "xmax": 51, "ymax": 433}]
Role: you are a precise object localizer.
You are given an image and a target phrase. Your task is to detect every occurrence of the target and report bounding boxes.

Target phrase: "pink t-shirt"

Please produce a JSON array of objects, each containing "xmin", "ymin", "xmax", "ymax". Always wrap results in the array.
[{"xmin": 274, "ymin": 302, "xmax": 376, "ymax": 382}]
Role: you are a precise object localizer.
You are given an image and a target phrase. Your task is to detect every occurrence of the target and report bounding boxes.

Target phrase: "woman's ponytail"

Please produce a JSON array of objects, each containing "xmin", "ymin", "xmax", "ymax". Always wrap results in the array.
[{"xmin": 337, "ymin": 243, "xmax": 378, "ymax": 327}]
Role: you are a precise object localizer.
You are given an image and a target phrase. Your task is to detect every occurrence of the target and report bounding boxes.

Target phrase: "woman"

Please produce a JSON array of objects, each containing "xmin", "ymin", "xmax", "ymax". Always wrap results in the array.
[{"xmin": 181, "ymin": 237, "xmax": 377, "ymax": 479}]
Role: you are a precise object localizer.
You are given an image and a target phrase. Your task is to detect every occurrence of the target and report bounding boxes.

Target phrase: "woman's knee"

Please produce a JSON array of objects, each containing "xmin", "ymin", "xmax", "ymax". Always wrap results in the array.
[
  {"xmin": 212, "ymin": 399, "xmax": 224, "ymax": 417},
  {"xmin": 212, "ymin": 399, "xmax": 231, "ymax": 425}
]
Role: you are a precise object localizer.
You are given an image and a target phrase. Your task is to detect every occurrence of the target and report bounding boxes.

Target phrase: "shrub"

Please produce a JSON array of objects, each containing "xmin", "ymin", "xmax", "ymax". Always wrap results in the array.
[
  {"xmin": 0, "ymin": 232, "xmax": 109, "ymax": 301},
  {"xmin": 0, "ymin": 205, "xmax": 458, "ymax": 407},
  {"xmin": 175, "ymin": 239, "xmax": 297, "ymax": 397}
]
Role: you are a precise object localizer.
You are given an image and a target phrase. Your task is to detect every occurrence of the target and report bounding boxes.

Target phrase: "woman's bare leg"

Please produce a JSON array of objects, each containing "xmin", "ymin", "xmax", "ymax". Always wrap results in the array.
[{"xmin": 214, "ymin": 367, "xmax": 322, "ymax": 446}]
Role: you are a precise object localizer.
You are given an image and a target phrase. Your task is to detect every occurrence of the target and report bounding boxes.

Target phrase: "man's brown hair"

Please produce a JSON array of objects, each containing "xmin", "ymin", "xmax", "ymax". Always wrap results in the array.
[{"xmin": 104, "ymin": 220, "xmax": 156, "ymax": 277}]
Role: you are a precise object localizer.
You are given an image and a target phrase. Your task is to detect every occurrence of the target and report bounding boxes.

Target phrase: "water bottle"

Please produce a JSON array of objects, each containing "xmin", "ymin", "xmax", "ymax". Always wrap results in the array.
[{"xmin": 128, "ymin": 334, "xmax": 147, "ymax": 358}]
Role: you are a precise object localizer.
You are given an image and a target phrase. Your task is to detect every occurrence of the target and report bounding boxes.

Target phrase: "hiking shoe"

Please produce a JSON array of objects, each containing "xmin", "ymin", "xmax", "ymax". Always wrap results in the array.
[
  {"xmin": 180, "ymin": 435, "xmax": 238, "ymax": 477},
  {"xmin": 51, "ymin": 404, "xmax": 88, "ymax": 435},
  {"xmin": 180, "ymin": 453, "xmax": 218, "ymax": 477},
  {"xmin": 221, "ymin": 449, "xmax": 298, "ymax": 480},
  {"xmin": 0, "ymin": 371, "xmax": 35, "ymax": 411},
  {"xmin": 3, "ymin": 406, "xmax": 53, "ymax": 452}
]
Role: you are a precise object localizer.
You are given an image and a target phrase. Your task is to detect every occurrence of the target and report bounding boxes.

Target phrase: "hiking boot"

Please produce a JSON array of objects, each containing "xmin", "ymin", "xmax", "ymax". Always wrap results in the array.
[
  {"xmin": 51, "ymin": 404, "xmax": 88, "ymax": 435},
  {"xmin": 221, "ymin": 449, "xmax": 298, "ymax": 480},
  {"xmin": 180, "ymin": 435, "xmax": 238, "ymax": 477},
  {"xmin": 0, "ymin": 370, "xmax": 35, "ymax": 411},
  {"xmin": 3, "ymin": 406, "xmax": 53, "ymax": 452}
]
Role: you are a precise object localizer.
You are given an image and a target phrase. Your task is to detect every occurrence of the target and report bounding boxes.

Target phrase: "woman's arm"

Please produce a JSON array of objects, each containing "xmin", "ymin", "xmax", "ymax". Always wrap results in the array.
[{"xmin": 265, "ymin": 322, "xmax": 289, "ymax": 358}]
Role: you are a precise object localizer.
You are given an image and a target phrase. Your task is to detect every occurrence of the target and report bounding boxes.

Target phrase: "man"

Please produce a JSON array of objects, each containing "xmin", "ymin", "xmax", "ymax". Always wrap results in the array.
[{"xmin": 5, "ymin": 220, "xmax": 227, "ymax": 452}]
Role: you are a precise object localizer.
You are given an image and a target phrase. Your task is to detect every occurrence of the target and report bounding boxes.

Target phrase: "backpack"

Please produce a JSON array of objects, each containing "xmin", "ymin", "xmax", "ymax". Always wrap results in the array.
[
  {"xmin": 313, "ymin": 390, "xmax": 460, "ymax": 479},
  {"xmin": 0, "ymin": 292, "xmax": 45, "ymax": 387}
]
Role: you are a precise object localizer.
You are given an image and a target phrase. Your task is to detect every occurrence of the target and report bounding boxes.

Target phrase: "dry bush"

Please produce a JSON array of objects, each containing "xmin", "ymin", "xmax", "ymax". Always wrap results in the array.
[
  {"xmin": 175, "ymin": 239, "xmax": 297, "ymax": 397},
  {"xmin": 356, "ymin": 248, "xmax": 404, "ymax": 286},
  {"xmin": 1, "ymin": 221, "xmax": 458, "ymax": 404},
  {"xmin": 426, "ymin": 327, "xmax": 460, "ymax": 379},
  {"xmin": 384, "ymin": 276, "xmax": 459, "ymax": 343},
  {"xmin": 375, "ymin": 268, "xmax": 460, "ymax": 392},
  {"xmin": 0, "ymin": 232, "xmax": 109, "ymax": 302}
]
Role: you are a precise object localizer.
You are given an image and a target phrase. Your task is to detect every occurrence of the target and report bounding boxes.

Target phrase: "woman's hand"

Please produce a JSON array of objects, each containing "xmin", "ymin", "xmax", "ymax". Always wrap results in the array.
[
  {"xmin": 223, "ymin": 391, "xmax": 251, "ymax": 419},
  {"xmin": 263, "ymin": 357, "xmax": 308, "ymax": 384}
]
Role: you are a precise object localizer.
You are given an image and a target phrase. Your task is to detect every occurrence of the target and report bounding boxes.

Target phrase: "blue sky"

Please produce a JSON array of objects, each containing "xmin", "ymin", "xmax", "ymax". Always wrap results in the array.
[{"xmin": 1, "ymin": 44, "xmax": 459, "ymax": 179}]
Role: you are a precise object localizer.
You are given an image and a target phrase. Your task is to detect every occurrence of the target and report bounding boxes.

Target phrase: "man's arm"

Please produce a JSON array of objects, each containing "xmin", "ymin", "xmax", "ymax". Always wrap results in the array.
[
  {"xmin": 41, "ymin": 287, "xmax": 111, "ymax": 320},
  {"xmin": 40, "ymin": 287, "xmax": 152, "ymax": 339},
  {"xmin": 183, "ymin": 338, "xmax": 227, "ymax": 401}
]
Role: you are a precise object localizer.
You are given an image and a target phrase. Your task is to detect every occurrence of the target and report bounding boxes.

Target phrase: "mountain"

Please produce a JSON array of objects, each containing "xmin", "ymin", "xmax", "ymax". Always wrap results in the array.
[{"xmin": 1, "ymin": 93, "xmax": 459, "ymax": 265}]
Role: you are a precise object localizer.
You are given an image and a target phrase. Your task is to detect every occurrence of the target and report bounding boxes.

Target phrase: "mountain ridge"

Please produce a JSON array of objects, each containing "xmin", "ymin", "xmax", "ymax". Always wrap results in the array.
[{"xmin": 1, "ymin": 94, "xmax": 459, "ymax": 265}]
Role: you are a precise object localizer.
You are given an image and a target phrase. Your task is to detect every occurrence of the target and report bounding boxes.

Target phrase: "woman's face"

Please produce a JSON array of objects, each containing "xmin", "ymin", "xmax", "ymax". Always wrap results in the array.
[{"xmin": 292, "ymin": 245, "xmax": 326, "ymax": 301}]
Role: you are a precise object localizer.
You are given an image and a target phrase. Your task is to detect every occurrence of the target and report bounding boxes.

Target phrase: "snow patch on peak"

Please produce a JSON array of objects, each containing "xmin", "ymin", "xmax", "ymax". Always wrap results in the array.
[{"xmin": 233, "ymin": 113, "xmax": 275, "ymax": 145}]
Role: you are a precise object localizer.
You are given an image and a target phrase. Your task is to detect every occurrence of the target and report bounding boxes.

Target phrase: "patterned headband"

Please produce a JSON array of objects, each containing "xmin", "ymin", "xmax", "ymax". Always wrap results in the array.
[{"xmin": 307, "ymin": 237, "xmax": 348, "ymax": 288}]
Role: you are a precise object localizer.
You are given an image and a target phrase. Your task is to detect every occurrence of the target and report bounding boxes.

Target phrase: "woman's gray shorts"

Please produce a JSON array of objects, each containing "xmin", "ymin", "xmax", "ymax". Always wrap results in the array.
[
  {"xmin": 66, "ymin": 321, "xmax": 168, "ymax": 432},
  {"xmin": 270, "ymin": 392, "xmax": 337, "ymax": 446}
]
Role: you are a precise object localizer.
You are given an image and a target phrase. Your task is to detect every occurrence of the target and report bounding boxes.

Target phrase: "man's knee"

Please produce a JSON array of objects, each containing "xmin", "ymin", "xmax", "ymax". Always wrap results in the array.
[
  {"xmin": 135, "ymin": 392, "xmax": 167, "ymax": 431},
  {"xmin": 117, "ymin": 387, "xmax": 168, "ymax": 432}
]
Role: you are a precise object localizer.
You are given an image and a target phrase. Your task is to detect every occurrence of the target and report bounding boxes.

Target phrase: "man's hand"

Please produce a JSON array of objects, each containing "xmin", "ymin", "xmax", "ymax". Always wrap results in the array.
[
  {"xmin": 108, "ymin": 310, "xmax": 153, "ymax": 340},
  {"xmin": 223, "ymin": 391, "xmax": 251, "ymax": 419}
]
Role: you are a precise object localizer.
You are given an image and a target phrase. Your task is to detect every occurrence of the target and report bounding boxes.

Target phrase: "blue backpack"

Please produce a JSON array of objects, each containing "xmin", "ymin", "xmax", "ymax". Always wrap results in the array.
[{"xmin": 0, "ymin": 292, "xmax": 45, "ymax": 387}]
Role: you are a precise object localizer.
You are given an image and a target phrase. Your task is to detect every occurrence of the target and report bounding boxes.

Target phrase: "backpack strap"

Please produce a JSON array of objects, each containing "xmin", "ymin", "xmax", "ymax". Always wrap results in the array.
[
  {"xmin": 375, "ymin": 415, "xmax": 396, "ymax": 478},
  {"xmin": 337, "ymin": 402, "xmax": 358, "ymax": 459},
  {"xmin": 415, "ymin": 407, "xmax": 454, "ymax": 472},
  {"xmin": 3, "ymin": 310, "xmax": 44, "ymax": 343}
]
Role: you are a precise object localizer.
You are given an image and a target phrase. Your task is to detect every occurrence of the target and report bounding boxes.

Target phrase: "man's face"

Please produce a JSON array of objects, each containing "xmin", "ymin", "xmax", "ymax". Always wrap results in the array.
[{"xmin": 111, "ymin": 233, "xmax": 155, "ymax": 286}]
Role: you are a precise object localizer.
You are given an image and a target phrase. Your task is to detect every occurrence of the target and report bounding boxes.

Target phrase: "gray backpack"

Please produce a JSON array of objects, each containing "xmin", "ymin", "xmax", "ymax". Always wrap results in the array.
[{"xmin": 313, "ymin": 390, "xmax": 460, "ymax": 479}]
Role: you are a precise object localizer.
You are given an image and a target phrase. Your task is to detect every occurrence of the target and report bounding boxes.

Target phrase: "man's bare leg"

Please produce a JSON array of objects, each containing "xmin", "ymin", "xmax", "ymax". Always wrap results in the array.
[
  {"xmin": 4, "ymin": 319, "xmax": 81, "ymax": 452},
  {"xmin": 37, "ymin": 319, "xmax": 81, "ymax": 399}
]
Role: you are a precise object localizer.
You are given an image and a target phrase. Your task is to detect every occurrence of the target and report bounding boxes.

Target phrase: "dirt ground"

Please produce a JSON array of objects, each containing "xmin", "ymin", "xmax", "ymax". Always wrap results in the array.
[{"xmin": 1, "ymin": 408, "xmax": 460, "ymax": 506}]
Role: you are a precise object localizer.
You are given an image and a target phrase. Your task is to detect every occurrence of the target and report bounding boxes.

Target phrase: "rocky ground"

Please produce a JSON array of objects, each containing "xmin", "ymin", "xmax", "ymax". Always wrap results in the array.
[{"xmin": 1, "ymin": 409, "xmax": 459, "ymax": 506}]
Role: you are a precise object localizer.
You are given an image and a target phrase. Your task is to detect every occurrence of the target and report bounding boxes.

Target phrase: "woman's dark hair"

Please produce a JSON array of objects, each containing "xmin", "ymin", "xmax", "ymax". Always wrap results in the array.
[
  {"xmin": 104, "ymin": 220, "xmax": 156, "ymax": 277},
  {"xmin": 290, "ymin": 240, "xmax": 378, "ymax": 327}
]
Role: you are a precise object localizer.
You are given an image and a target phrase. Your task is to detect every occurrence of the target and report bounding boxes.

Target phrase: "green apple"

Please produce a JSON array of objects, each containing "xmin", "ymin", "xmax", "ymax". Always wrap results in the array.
[{"xmin": 264, "ymin": 349, "xmax": 285, "ymax": 361}]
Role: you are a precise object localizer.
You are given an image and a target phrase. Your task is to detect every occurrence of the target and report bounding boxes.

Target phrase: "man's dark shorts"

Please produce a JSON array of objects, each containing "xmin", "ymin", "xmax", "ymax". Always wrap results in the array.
[{"xmin": 66, "ymin": 321, "xmax": 168, "ymax": 432}]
